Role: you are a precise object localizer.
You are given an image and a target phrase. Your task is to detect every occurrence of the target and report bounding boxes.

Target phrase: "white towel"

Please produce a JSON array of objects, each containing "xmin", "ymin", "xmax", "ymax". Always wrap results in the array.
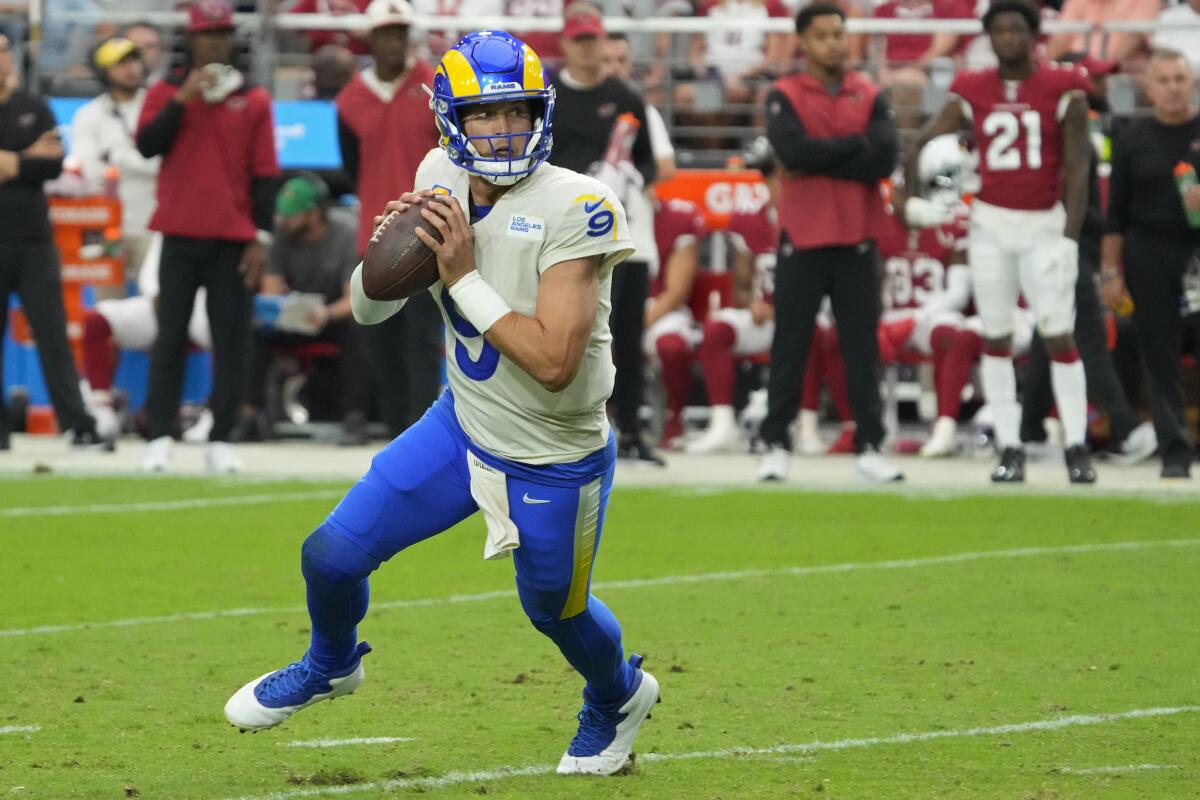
[{"xmin": 467, "ymin": 451, "xmax": 521, "ymax": 560}]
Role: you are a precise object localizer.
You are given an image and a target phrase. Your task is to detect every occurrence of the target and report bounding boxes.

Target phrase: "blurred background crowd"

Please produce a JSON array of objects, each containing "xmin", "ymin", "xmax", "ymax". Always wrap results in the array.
[{"xmin": 0, "ymin": 0, "xmax": 1198, "ymax": 478}]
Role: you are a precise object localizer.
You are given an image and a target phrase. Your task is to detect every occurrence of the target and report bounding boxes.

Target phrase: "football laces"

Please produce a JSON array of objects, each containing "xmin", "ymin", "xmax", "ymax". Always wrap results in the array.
[{"xmin": 369, "ymin": 210, "xmax": 399, "ymax": 245}]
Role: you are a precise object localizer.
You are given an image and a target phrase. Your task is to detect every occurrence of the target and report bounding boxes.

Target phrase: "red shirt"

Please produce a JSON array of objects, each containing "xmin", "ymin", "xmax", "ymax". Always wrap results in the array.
[
  {"xmin": 651, "ymin": 199, "xmax": 706, "ymax": 297},
  {"xmin": 773, "ymin": 70, "xmax": 889, "ymax": 250},
  {"xmin": 873, "ymin": 0, "xmax": 974, "ymax": 63},
  {"xmin": 336, "ymin": 63, "xmax": 440, "ymax": 254},
  {"xmin": 139, "ymin": 76, "xmax": 279, "ymax": 242},
  {"xmin": 728, "ymin": 201, "xmax": 779, "ymax": 304},
  {"xmin": 950, "ymin": 62, "xmax": 1090, "ymax": 211},
  {"xmin": 877, "ymin": 208, "xmax": 967, "ymax": 310},
  {"xmin": 289, "ymin": 0, "xmax": 371, "ymax": 54}
]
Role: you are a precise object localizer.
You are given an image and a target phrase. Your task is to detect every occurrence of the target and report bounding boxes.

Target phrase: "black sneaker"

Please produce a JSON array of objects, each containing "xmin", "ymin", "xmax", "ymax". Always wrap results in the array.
[
  {"xmin": 71, "ymin": 425, "xmax": 116, "ymax": 453},
  {"xmin": 1161, "ymin": 462, "xmax": 1191, "ymax": 479},
  {"xmin": 990, "ymin": 447, "xmax": 1025, "ymax": 483},
  {"xmin": 1065, "ymin": 444, "xmax": 1097, "ymax": 484},
  {"xmin": 617, "ymin": 438, "xmax": 666, "ymax": 467},
  {"xmin": 339, "ymin": 411, "xmax": 369, "ymax": 447},
  {"xmin": 232, "ymin": 409, "xmax": 271, "ymax": 443}
]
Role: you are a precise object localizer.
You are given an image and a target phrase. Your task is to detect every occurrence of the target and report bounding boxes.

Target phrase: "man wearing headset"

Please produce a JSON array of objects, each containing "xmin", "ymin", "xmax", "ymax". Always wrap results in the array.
[{"xmin": 225, "ymin": 30, "xmax": 658, "ymax": 776}]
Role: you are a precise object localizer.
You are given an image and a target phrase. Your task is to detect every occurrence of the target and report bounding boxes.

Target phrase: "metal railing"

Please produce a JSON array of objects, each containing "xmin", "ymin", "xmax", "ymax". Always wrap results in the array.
[{"xmin": 14, "ymin": 10, "xmax": 1200, "ymax": 165}]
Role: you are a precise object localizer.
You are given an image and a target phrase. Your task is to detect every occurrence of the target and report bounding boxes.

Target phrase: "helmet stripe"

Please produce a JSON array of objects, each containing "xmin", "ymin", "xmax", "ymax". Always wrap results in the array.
[
  {"xmin": 441, "ymin": 49, "xmax": 481, "ymax": 97},
  {"xmin": 522, "ymin": 44, "xmax": 545, "ymax": 91}
]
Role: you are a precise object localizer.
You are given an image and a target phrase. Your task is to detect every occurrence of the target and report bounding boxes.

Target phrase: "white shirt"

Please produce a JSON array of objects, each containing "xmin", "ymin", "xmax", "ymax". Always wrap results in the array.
[
  {"xmin": 70, "ymin": 88, "xmax": 159, "ymax": 237},
  {"xmin": 1152, "ymin": 5, "xmax": 1200, "ymax": 72},
  {"xmin": 415, "ymin": 148, "xmax": 635, "ymax": 463},
  {"xmin": 704, "ymin": 0, "xmax": 774, "ymax": 78}
]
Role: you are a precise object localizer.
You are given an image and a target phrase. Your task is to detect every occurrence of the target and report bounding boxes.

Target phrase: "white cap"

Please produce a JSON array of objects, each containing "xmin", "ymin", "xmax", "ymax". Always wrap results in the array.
[{"xmin": 366, "ymin": 0, "xmax": 415, "ymax": 31}]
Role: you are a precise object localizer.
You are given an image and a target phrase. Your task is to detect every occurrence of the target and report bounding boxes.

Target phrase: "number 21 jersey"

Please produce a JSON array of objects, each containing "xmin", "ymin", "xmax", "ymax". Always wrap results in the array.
[{"xmin": 950, "ymin": 62, "xmax": 1089, "ymax": 211}]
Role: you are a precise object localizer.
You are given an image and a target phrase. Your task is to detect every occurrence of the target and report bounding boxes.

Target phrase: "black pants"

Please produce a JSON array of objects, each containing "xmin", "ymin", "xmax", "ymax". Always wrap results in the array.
[
  {"xmin": 760, "ymin": 240, "xmax": 885, "ymax": 452},
  {"xmin": 363, "ymin": 290, "xmax": 442, "ymax": 437},
  {"xmin": 0, "ymin": 240, "xmax": 92, "ymax": 434},
  {"xmin": 246, "ymin": 319, "xmax": 370, "ymax": 418},
  {"xmin": 1124, "ymin": 231, "xmax": 1196, "ymax": 469},
  {"xmin": 608, "ymin": 259, "xmax": 649, "ymax": 439},
  {"xmin": 146, "ymin": 236, "xmax": 250, "ymax": 442},
  {"xmin": 1021, "ymin": 258, "xmax": 1141, "ymax": 445}
]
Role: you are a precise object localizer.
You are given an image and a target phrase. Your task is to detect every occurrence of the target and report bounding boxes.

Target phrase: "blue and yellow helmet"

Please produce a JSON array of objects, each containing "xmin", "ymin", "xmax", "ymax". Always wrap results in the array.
[{"xmin": 429, "ymin": 31, "xmax": 555, "ymax": 185}]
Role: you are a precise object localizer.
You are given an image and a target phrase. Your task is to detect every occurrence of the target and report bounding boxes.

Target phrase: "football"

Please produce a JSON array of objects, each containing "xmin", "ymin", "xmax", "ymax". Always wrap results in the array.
[{"xmin": 361, "ymin": 197, "xmax": 446, "ymax": 301}]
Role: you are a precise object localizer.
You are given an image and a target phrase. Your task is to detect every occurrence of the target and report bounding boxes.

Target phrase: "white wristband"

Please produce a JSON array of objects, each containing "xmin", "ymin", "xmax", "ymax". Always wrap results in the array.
[{"xmin": 448, "ymin": 271, "xmax": 512, "ymax": 333}]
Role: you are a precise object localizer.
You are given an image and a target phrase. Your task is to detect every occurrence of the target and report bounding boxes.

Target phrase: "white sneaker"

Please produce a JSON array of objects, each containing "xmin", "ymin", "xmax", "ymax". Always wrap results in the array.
[
  {"xmin": 685, "ymin": 405, "xmax": 740, "ymax": 454},
  {"xmin": 183, "ymin": 409, "xmax": 214, "ymax": 443},
  {"xmin": 140, "ymin": 436, "xmax": 173, "ymax": 473},
  {"xmin": 225, "ymin": 642, "xmax": 371, "ymax": 732},
  {"xmin": 91, "ymin": 404, "xmax": 120, "ymax": 441},
  {"xmin": 556, "ymin": 659, "xmax": 660, "ymax": 776},
  {"xmin": 1114, "ymin": 421, "xmax": 1157, "ymax": 466},
  {"xmin": 919, "ymin": 416, "xmax": 958, "ymax": 458},
  {"xmin": 856, "ymin": 447, "xmax": 904, "ymax": 483},
  {"xmin": 795, "ymin": 408, "xmax": 824, "ymax": 455},
  {"xmin": 206, "ymin": 442, "xmax": 243, "ymax": 474},
  {"xmin": 758, "ymin": 444, "xmax": 790, "ymax": 482}
]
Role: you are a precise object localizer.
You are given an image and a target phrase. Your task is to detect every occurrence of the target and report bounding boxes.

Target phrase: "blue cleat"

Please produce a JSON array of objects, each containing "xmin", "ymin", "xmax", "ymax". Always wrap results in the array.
[
  {"xmin": 556, "ymin": 654, "xmax": 660, "ymax": 776},
  {"xmin": 224, "ymin": 641, "xmax": 372, "ymax": 731}
]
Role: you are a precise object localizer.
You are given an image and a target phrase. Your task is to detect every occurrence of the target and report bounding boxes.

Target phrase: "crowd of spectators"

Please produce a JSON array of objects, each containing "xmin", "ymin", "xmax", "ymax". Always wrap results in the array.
[{"xmin": 0, "ymin": 0, "xmax": 1198, "ymax": 473}]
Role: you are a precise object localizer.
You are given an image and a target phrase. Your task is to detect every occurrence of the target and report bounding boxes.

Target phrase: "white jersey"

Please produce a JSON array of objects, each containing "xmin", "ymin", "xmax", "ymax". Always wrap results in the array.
[{"xmin": 414, "ymin": 149, "xmax": 636, "ymax": 464}]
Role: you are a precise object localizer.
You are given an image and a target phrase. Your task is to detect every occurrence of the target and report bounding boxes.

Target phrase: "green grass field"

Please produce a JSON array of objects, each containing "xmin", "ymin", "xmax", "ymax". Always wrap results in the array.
[{"xmin": 1, "ymin": 477, "xmax": 1198, "ymax": 799}]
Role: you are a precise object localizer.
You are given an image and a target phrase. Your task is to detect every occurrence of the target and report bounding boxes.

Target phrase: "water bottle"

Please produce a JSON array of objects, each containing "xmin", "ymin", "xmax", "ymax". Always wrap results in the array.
[
  {"xmin": 1173, "ymin": 162, "xmax": 1200, "ymax": 228},
  {"xmin": 102, "ymin": 164, "xmax": 120, "ymax": 199}
]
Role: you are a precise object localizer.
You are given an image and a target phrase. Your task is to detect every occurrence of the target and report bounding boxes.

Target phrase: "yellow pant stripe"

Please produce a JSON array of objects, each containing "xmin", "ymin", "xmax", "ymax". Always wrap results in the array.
[{"xmin": 560, "ymin": 477, "xmax": 601, "ymax": 620}]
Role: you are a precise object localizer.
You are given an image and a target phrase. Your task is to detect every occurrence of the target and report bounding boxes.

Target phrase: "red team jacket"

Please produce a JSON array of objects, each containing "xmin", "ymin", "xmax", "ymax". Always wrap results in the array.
[
  {"xmin": 138, "ymin": 76, "xmax": 278, "ymax": 242},
  {"xmin": 336, "ymin": 62, "xmax": 439, "ymax": 254},
  {"xmin": 772, "ymin": 70, "xmax": 890, "ymax": 250},
  {"xmin": 950, "ymin": 61, "xmax": 1090, "ymax": 211}
]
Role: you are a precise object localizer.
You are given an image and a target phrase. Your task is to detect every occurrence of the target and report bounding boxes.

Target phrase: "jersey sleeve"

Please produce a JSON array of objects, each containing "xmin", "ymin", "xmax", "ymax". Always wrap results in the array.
[
  {"xmin": 411, "ymin": 148, "xmax": 445, "ymax": 192},
  {"xmin": 540, "ymin": 188, "xmax": 636, "ymax": 276},
  {"xmin": 947, "ymin": 72, "xmax": 974, "ymax": 121}
]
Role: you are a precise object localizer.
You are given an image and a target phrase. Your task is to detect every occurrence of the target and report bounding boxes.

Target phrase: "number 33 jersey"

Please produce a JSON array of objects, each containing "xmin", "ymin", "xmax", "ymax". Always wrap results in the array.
[
  {"xmin": 950, "ymin": 62, "xmax": 1089, "ymax": 211},
  {"xmin": 413, "ymin": 148, "xmax": 635, "ymax": 464}
]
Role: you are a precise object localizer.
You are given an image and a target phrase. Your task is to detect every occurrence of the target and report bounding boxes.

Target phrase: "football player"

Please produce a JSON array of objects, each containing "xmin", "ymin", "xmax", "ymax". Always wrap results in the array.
[
  {"xmin": 643, "ymin": 197, "xmax": 705, "ymax": 450},
  {"xmin": 877, "ymin": 136, "xmax": 973, "ymax": 456},
  {"xmin": 910, "ymin": 0, "xmax": 1096, "ymax": 484},
  {"xmin": 224, "ymin": 31, "xmax": 657, "ymax": 776}
]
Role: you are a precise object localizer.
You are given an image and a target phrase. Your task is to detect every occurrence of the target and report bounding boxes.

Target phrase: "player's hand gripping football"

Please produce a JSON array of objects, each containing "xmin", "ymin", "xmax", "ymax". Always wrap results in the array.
[
  {"xmin": 415, "ymin": 195, "xmax": 476, "ymax": 288},
  {"xmin": 375, "ymin": 189, "xmax": 435, "ymax": 229}
]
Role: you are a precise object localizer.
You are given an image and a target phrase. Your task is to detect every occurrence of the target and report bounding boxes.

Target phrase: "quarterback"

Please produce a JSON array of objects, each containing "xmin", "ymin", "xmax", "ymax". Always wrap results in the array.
[{"xmin": 224, "ymin": 31, "xmax": 658, "ymax": 775}]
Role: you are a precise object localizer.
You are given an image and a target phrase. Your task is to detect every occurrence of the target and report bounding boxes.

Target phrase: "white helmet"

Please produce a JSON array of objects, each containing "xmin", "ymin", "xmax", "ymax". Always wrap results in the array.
[{"xmin": 918, "ymin": 134, "xmax": 974, "ymax": 206}]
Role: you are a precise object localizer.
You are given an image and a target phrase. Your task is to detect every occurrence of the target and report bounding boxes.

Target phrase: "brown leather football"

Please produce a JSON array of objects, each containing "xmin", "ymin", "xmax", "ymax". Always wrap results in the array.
[{"xmin": 361, "ymin": 197, "xmax": 445, "ymax": 301}]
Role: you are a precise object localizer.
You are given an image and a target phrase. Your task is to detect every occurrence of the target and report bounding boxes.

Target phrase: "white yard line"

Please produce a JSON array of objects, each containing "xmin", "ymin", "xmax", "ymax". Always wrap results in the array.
[
  {"xmin": 0, "ymin": 490, "xmax": 344, "ymax": 518},
  {"xmin": 2, "ymin": 538, "xmax": 1197, "ymax": 639},
  {"xmin": 0, "ymin": 725, "xmax": 39, "ymax": 735},
  {"xmin": 1057, "ymin": 763, "xmax": 1180, "ymax": 775},
  {"xmin": 223, "ymin": 705, "xmax": 1200, "ymax": 800},
  {"xmin": 281, "ymin": 737, "xmax": 415, "ymax": 749}
]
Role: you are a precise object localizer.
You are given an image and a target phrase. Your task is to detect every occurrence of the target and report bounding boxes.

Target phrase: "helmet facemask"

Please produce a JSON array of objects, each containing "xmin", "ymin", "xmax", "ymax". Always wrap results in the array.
[{"xmin": 432, "ymin": 92, "xmax": 555, "ymax": 186}]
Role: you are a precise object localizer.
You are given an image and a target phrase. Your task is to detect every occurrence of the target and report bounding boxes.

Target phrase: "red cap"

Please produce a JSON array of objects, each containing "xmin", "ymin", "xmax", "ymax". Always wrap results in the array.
[
  {"xmin": 562, "ymin": 11, "xmax": 606, "ymax": 40},
  {"xmin": 188, "ymin": 0, "xmax": 235, "ymax": 33}
]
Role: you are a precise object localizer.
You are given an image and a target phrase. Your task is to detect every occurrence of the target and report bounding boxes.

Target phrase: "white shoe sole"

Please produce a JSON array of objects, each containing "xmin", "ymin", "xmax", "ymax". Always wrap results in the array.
[
  {"xmin": 224, "ymin": 663, "xmax": 364, "ymax": 732},
  {"xmin": 556, "ymin": 671, "xmax": 660, "ymax": 776}
]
